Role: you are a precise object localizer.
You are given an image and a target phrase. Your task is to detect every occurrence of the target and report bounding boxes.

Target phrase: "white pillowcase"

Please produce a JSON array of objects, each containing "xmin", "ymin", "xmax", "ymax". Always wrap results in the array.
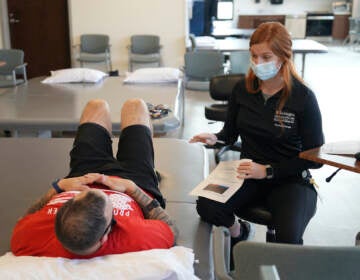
[
  {"xmin": 0, "ymin": 246, "xmax": 198, "ymax": 280},
  {"xmin": 42, "ymin": 68, "xmax": 108, "ymax": 84},
  {"xmin": 123, "ymin": 67, "xmax": 182, "ymax": 84}
]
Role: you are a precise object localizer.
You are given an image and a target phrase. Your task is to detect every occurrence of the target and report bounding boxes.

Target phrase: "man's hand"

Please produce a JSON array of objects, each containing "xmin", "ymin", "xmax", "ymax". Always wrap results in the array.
[
  {"xmin": 85, "ymin": 173, "xmax": 137, "ymax": 194},
  {"xmin": 58, "ymin": 175, "xmax": 96, "ymax": 192}
]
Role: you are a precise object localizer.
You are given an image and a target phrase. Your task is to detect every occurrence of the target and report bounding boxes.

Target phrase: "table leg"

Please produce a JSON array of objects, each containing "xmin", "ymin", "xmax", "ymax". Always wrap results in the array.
[{"xmin": 301, "ymin": 53, "xmax": 306, "ymax": 78}]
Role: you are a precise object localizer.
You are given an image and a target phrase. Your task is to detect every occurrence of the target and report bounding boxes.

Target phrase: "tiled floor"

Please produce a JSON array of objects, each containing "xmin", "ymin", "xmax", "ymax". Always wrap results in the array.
[{"xmin": 179, "ymin": 42, "xmax": 360, "ymax": 246}]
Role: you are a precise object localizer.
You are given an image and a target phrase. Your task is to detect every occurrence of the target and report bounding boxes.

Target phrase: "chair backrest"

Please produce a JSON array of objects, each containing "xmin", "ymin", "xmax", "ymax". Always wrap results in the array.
[
  {"xmin": 80, "ymin": 34, "xmax": 109, "ymax": 53},
  {"xmin": 229, "ymin": 51, "xmax": 250, "ymax": 74},
  {"xmin": 209, "ymin": 74, "xmax": 244, "ymax": 101},
  {"xmin": 189, "ymin": 34, "xmax": 197, "ymax": 51},
  {"xmin": 0, "ymin": 49, "xmax": 24, "ymax": 71},
  {"xmin": 349, "ymin": 17, "xmax": 360, "ymax": 34},
  {"xmin": 131, "ymin": 35, "xmax": 160, "ymax": 54},
  {"xmin": 233, "ymin": 241, "xmax": 360, "ymax": 280},
  {"xmin": 184, "ymin": 51, "xmax": 225, "ymax": 80}
]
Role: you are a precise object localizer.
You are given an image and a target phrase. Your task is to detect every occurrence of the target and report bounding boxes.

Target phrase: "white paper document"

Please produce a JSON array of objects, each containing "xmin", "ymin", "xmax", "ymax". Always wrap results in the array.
[
  {"xmin": 190, "ymin": 159, "xmax": 248, "ymax": 203},
  {"xmin": 321, "ymin": 141, "xmax": 360, "ymax": 155}
]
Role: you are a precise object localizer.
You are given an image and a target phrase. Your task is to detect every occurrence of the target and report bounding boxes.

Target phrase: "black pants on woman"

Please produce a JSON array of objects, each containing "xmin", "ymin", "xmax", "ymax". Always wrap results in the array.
[{"xmin": 196, "ymin": 176, "xmax": 317, "ymax": 244}]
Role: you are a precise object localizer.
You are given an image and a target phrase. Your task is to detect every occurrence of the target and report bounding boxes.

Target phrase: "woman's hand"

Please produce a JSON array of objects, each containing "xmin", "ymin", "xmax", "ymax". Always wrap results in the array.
[
  {"xmin": 189, "ymin": 133, "xmax": 218, "ymax": 146},
  {"xmin": 237, "ymin": 161, "xmax": 267, "ymax": 180}
]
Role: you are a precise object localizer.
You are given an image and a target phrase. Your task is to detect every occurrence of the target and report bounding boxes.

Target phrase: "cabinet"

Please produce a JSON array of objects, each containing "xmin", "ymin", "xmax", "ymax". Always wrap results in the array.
[
  {"xmin": 332, "ymin": 14, "xmax": 350, "ymax": 39},
  {"xmin": 238, "ymin": 15, "xmax": 285, "ymax": 29},
  {"xmin": 285, "ymin": 15, "xmax": 306, "ymax": 38}
]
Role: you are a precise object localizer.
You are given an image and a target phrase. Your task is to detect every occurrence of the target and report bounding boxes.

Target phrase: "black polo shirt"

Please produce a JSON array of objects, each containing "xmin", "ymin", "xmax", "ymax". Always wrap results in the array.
[{"xmin": 217, "ymin": 78, "xmax": 324, "ymax": 179}]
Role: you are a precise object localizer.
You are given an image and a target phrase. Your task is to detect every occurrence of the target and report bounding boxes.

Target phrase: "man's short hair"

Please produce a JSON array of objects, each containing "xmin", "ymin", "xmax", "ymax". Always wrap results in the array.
[{"xmin": 55, "ymin": 191, "xmax": 107, "ymax": 255}]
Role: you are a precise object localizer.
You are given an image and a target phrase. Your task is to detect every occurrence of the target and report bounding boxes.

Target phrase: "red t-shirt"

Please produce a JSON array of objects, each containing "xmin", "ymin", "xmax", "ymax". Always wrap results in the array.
[{"xmin": 11, "ymin": 188, "xmax": 174, "ymax": 258}]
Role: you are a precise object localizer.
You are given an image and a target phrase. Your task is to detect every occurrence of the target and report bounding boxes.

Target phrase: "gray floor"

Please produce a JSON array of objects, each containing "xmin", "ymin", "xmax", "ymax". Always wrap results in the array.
[{"xmin": 178, "ymin": 42, "xmax": 360, "ymax": 246}]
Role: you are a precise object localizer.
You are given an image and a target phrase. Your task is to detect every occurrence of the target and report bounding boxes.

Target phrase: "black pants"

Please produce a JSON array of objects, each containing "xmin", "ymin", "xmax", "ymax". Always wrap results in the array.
[
  {"xmin": 196, "ymin": 177, "xmax": 317, "ymax": 244},
  {"xmin": 66, "ymin": 122, "xmax": 165, "ymax": 208}
]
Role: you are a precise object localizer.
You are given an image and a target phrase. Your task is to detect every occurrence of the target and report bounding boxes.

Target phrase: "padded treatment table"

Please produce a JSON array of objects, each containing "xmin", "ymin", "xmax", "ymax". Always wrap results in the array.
[
  {"xmin": 0, "ymin": 76, "xmax": 184, "ymax": 136},
  {"xmin": 0, "ymin": 138, "xmax": 213, "ymax": 279}
]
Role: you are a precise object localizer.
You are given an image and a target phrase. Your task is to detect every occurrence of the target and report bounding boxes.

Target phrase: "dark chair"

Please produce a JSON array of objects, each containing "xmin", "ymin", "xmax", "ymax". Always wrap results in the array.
[
  {"xmin": 0, "ymin": 49, "xmax": 27, "ymax": 87},
  {"xmin": 237, "ymin": 205, "xmax": 275, "ymax": 242},
  {"xmin": 205, "ymin": 74, "xmax": 243, "ymax": 122},
  {"xmin": 204, "ymin": 74, "xmax": 244, "ymax": 164},
  {"xmin": 205, "ymin": 74, "xmax": 275, "ymax": 242}
]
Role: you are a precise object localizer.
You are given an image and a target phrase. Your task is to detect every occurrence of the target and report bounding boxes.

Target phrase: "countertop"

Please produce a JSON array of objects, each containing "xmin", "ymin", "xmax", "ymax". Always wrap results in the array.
[{"xmin": 238, "ymin": 10, "xmax": 306, "ymax": 16}]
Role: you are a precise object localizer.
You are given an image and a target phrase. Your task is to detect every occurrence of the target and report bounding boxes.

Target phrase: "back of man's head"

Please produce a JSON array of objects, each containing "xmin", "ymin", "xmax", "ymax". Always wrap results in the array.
[{"xmin": 55, "ymin": 191, "xmax": 107, "ymax": 255}]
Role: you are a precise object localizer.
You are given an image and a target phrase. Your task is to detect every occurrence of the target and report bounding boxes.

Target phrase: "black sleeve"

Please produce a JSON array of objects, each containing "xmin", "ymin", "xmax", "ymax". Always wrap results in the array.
[
  {"xmin": 272, "ymin": 89, "xmax": 325, "ymax": 179},
  {"xmin": 215, "ymin": 82, "xmax": 241, "ymax": 145}
]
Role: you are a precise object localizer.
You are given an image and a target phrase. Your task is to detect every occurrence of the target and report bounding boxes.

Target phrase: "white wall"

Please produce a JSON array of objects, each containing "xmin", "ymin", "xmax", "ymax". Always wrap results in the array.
[
  {"xmin": 353, "ymin": 0, "xmax": 360, "ymax": 17},
  {"xmin": 69, "ymin": 0, "xmax": 186, "ymax": 72}
]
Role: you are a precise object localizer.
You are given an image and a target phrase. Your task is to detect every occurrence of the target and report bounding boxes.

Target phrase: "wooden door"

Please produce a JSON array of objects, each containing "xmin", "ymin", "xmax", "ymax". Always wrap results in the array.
[{"xmin": 7, "ymin": 0, "xmax": 71, "ymax": 78}]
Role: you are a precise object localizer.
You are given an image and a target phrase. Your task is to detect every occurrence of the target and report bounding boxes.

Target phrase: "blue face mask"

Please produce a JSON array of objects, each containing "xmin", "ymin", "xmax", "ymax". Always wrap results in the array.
[{"xmin": 250, "ymin": 60, "xmax": 281, "ymax": 81}]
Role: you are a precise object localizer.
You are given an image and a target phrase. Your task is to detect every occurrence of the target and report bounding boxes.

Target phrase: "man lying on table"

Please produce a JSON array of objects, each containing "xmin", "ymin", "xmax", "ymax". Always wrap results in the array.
[{"xmin": 11, "ymin": 98, "xmax": 178, "ymax": 258}]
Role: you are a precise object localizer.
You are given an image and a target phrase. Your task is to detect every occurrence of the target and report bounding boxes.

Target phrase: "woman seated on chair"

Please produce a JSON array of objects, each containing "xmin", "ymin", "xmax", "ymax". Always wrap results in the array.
[{"xmin": 190, "ymin": 22, "xmax": 324, "ymax": 245}]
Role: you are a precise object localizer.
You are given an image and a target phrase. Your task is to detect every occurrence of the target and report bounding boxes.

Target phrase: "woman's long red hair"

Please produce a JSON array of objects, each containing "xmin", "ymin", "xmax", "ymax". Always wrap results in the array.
[{"xmin": 245, "ymin": 22, "xmax": 303, "ymax": 114}]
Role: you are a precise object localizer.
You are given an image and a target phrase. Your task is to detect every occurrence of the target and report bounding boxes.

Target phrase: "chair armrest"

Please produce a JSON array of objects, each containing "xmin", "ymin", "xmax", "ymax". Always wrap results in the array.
[
  {"xmin": 14, "ymin": 63, "xmax": 27, "ymax": 70},
  {"xmin": 212, "ymin": 226, "xmax": 233, "ymax": 280},
  {"xmin": 260, "ymin": 265, "xmax": 281, "ymax": 280}
]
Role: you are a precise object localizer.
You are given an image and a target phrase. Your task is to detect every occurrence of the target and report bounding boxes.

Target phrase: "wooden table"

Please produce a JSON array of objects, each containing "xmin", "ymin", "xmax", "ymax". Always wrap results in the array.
[{"xmin": 299, "ymin": 146, "xmax": 360, "ymax": 174}]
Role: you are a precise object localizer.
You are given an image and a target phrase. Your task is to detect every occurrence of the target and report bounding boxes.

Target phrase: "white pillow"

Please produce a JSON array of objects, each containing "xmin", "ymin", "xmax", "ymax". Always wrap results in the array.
[
  {"xmin": 0, "ymin": 246, "xmax": 198, "ymax": 280},
  {"xmin": 123, "ymin": 67, "xmax": 182, "ymax": 84},
  {"xmin": 42, "ymin": 68, "xmax": 108, "ymax": 84}
]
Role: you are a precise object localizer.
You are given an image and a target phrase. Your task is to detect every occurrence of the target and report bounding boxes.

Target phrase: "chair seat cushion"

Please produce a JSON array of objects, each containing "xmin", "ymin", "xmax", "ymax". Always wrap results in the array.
[
  {"xmin": 238, "ymin": 206, "xmax": 273, "ymax": 226},
  {"xmin": 130, "ymin": 53, "xmax": 161, "ymax": 63},
  {"xmin": 78, "ymin": 53, "xmax": 109, "ymax": 63},
  {"xmin": 204, "ymin": 104, "xmax": 228, "ymax": 121},
  {"xmin": 0, "ymin": 79, "xmax": 25, "ymax": 88}
]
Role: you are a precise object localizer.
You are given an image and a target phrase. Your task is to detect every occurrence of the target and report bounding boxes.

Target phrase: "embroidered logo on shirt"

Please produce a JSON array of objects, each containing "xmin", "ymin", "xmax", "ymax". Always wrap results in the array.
[
  {"xmin": 47, "ymin": 191, "xmax": 80, "ymax": 206},
  {"xmin": 274, "ymin": 111, "xmax": 295, "ymax": 129},
  {"xmin": 109, "ymin": 193, "xmax": 134, "ymax": 216}
]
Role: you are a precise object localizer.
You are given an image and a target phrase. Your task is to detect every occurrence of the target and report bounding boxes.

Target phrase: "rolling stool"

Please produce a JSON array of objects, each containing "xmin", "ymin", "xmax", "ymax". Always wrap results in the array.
[{"xmin": 238, "ymin": 205, "xmax": 275, "ymax": 242}]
